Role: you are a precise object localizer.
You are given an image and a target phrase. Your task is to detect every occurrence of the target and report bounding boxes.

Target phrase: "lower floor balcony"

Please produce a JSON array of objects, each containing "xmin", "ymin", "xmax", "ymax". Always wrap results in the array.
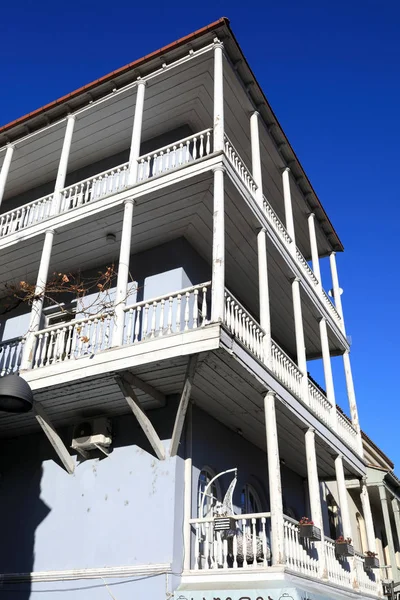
[{"xmin": 187, "ymin": 513, "xmax": 380, "ymax": 597}]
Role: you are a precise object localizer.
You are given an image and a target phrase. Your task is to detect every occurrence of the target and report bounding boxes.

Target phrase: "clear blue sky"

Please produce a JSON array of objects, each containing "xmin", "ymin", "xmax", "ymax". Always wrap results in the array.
[{"xmin": 1, "ymin": 1, "xmax": 399, "ymax": 464}]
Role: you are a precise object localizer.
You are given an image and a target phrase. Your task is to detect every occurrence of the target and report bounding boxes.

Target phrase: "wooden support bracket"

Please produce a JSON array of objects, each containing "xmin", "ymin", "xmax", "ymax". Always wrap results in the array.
[
  {"xmin": 34, "ymin": 402, "xmax": 75, "ymax": 474},
  {"xmin": 116, "ymin": 376, "xmax": 166, "ymax": 461},
  {"xmin": 120, "ymin": 371, "xmax": 166, "ymax": 407},
  {"xmin": 169, "ymin": 354, "xmax": 199, "ymax": 457}
]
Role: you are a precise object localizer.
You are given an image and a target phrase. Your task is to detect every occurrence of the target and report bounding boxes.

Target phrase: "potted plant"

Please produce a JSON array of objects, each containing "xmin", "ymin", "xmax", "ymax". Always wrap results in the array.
[
  {"xmin": 335, "ymin": 535, "xmax": 354, "ymax": 557},
  {"xmin": 364, "ymin": 551, "xmax": 379, "ymax": 569},
  {"xmin": 298, "ymin": 517, "xmax": 321, "ymax": 541}
]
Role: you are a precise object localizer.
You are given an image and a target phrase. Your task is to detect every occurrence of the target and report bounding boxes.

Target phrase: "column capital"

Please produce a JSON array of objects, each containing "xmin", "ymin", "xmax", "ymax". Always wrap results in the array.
[
  {"xmin": 6, "ymin": 143, "xmax": 16, "ymax": 151},
  {"xmin": 290, "ymin": 276, "xmax": 301, "ymax": 284},
  {"xmin": 136, "ymin": 77, "xmax": 147, "ymax": 87},
  {"xmin": 307, "ymin": 212, "xmax": 316, "ymax": 219},
  {"xmin": 282, "ymin": 166, "xmax": 291, "ymax": 174},
  {"xmin": 251, "ymin": 110, "xmax": 260, "ymax": 118},
  {"xmin": 266, "ymin": 390, "xmax": 276, "ymax": 399},
  {"xmin": 44, "ymin": 228, "xmax": 56, "ymax": 236},
  {"xmin": 330, "ymin": 250, "xmax": 337, "ymax": 257},
  {"xmin": 213, "ymin": 37, "xmax": 224, "ymax": 50},
  {"xmin": 306, "ymin": 427, "xmax": 316, "ymax": 434},
  {"xmin": 213, "ymin": 165, "xmax": 225, "ymax": 174},
  {"xmin": 124, "ymin": 198, "xmax": 135, "ymax": 206},
  {"xmin": 66, "ymin": 113, "xmax": 76, "ymax": 122},
  {"xmin": 257, "ymin": 226, "xmax": 267, "ymax": 234},
  {"xmin": 361, "ymin": 476, "xmax": 368, "ymax": 486}
]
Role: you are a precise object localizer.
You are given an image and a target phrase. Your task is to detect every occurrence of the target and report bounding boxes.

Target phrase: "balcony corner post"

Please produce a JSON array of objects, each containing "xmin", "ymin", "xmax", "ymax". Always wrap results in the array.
[
  {"xmin": 305, "ymin": 428, "xmax": 327, "ymax": 578},
  {"xmin": 128, "ymin": 79, "xmax": 147, "ymax": 186},
  {"xmin": 378, "ymin": 484, "xmax": 399, "ymax": 581},
  {"xmin": 112, "ymin": 198, "xmax": 135, "ymax": 347},
  {"xmin": 264, "ymin": 390, "xmax": 285, "ymax": 565},
  {"xmin": 213, "ymin": 39, "xmax": 225, "ymax": 153},
  {"xmin": 53, "ymin": 114, "xmax": 76, "ymax": 215},
  {"xmin": 291, "ymin": 277, "xmax": 308, "ymax": 402},
  {"xmin": 360, "ymin": 477, "xmax": 377, "ymax": 552},
  {"xmin": 282, "ymin": 167, "xmax": 296, "ymax": 255},
  {"xmin": 0, "ymin": 144, "xmax": 15, "ymax": 209},
  {"xmin": 21, "ymin": 228, "xmax": 56, "ymax": 370},
  {"xmin": 250, "ymin": 112, "xmax": 263, "ymax": 207},
  {"xmin": 334, "ymin": 454, "xmax": 352, "ymax": 539},
  {"xmin": 257, "ymin": 228, "xmax": 271, "ymax": 367},
  {"xmin": 183, "ymin": 402, "xmax": 193, "ymax": 571},
  {"xmin": 319, "ymin": 317, "xmax": 337, "ymax": 430},
  {"xmin": 307, "ymin": 213, "xmax": 322, "ymax": 288},
  {"xmin": 211, "ymin": 165, "xmax": 225, "ymax": 323}
]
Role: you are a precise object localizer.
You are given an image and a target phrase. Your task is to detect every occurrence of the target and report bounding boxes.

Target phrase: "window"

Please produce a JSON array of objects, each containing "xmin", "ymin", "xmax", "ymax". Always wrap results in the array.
[
  {"xmin": 241, "ymin": 483, "xmax": 262, "ymax": 515},
  {"xmin": 327, "ymin": 494, "xmax": 339, "ymax": 540},
  {"xmin": 197, "ymin": 467, "xmax": 222, "ymax": 518}
]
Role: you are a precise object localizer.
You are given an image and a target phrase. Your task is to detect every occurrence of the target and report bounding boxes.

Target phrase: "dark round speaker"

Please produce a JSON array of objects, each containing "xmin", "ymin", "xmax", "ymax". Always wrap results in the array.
[{"xmin": 0, "ymin": 375, "xmax": 33, "ymax": 413}]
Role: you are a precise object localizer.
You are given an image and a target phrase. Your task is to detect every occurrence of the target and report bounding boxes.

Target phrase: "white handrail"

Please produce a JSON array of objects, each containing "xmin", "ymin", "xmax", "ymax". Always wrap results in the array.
[
  {"xmin": 224, "ymin": 289, "xmax": 264, "ymax": 360},
  {"xmin": 271, "ymin": 339, "xmax": 303, "ymax": 398},
  {"xmin": 224, "ymin": 134, "xmax": 257, "ymax": 195}
]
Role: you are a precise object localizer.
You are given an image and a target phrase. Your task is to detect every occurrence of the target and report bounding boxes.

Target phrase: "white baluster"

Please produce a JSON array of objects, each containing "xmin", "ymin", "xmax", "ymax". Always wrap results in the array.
[
  {"xmin": 150, "ymin": 301, "xmax": 157, "ymax": 338},
  {"xmin": 251, "ymin": 518, "xmax": 257, "ymax": 568},
  {"xmin": 199, "ymin": 134, "xmax": 204, "ymax": 158},
  {"xmin": 184, "ymin": 291, "xmax": 190, "ymax": 331},
  {"xmin": 176, "ymin": 294, "xmax": 182, "ymax": 332},
  {"xmin": 194, "ymin": 523, "xmax": 200, "ymax": 570},
  {"xmin": 134, "ymin": 306, "xmax": 141, "ymax": 342},
  {"xmin": 159, "ymin": 299, "xmax": 165, "ymax": 336},
  {"xmin": 167, "ymin": 297, "xmax": 173, "ymax": 334},
  {"xmin": 242, "ymin": 518, "xmax": 248, "ymax": 568},
  {"xmin": 193, "ymin": 288, "xmax": 198, "ymax": 328},
  {"xmin": 206, "ymin": 131, "xmax": 211, "ymax": 155},
  {"xmin": 143, "ymin": 304, "xmax": 149, "ymax": 339}
]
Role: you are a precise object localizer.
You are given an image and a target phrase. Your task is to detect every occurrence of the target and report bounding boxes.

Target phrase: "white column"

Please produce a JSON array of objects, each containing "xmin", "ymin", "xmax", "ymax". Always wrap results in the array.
[
  {"xmin": 282, "ymin": 167, "xmax": 296, "ymax": 254},
  {"xmin": 329, "ymin": 252, "xmax": 345, "ymax": 326},
  {"xmin": 257, "ymin": 229, "xmax": 271, "ymax": 366},
  {"xmin": 250, "ymin": 111, "xmax": 263, "ymax": 207},
  {"xmin": 264, "ymin": 390, "xmax": 285, "ymax": 564},
  {"xmin": 334, "ymin": 454, "xmax": 352, "ymax": 539},
  {"xmin": 53, "ymin": 115, "xmax": 76, "ymax": 214},
  {"xmin": 305, "ymin": 428, "xmax": 327, "ymax": 577},
  {"xmin": 112, "ymin": 199, "xmax": 135, "ymax": 346},
  {"xmin": 319, "ymin": 317, "xmax": 337, "ymax": 429},
  {"xmin": 308, "ymin": 213, "xmax": 322, "ymax": 286},
  {"xmin": 0, "ymin": 144, "xmax": 15, "ymax": 208},
  {"xmin": 128, "ymin": 79, "xmax": 146, "ymax": 185},
  {"xmin": 360, "ymin": 478, "xmax": 377, "ymax": 552},
  {"xmin": 291, "ymin": 277, "xmax": 308, "ymax": 401},
  {"xmin": 213, "ymin": 40, "xmax": 224, "ymax": 152},
  {"xmin": 379, "ymin": 485, "xmax": 399, "ymax": 579},
  {"xmin": 211, "ymin": 166, "xmax": 225, "ymax": 322},
  {"xmin": 391, "ymin": 497, "xmax": 400, "ymax": 560},
  {"xmin": 183, "ymin": 403, "xmax": 193, "ymax": 571},
  {"xmin": 21, "ymin": 229, "xmax": 55, "ymax": 369},
  {"xmin": 343, "ymin": 350, "xmax": 362, "ymax": 452}
]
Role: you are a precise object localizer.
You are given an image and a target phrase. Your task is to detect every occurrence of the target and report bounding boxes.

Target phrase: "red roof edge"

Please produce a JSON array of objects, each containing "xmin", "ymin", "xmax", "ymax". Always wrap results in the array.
[{"xmin": 0, "ymin": 17, "xmax": 229, "ymax": 136}]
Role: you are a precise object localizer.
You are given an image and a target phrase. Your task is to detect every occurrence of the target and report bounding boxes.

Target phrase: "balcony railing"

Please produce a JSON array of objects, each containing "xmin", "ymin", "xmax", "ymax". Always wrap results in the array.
[
  {"xmin": 224, "ymin": 290, "xmax": 264, "ymax": 361},
  {"xmin": 0, "ymin": 336, "xmax": 24, "ymax": 375},
  {"xmin": 137, "ymin": 129, "xmax": 212, "ymax": 182},
  {"xmin": 189, "ymin": 513, "xmax": 380, "ymax": 596},
  {"xmin": 123, "ymin": 282, "xmax": 211, "ymax": 345},
  {"xmin": 32, "ymin": 312, "xmax": 115, "ymax": 368},
  {"xmin": 224, "ymin": 135, "xmax": 257, "ymax": 195},
  {"xmin": 60, "ymin": 163, "xmax": 129, "ymax": 211},
  {"xmin": 308, "ymin": 379, "xmax": 332, "ymax": 427},
  {"xmin": 296, "ymin": 247, "xmax": 319, "ymax": 288},
  {"xmin": 190, "ymin": 512, "xmax": 271, "ymax": 570},
  {"xmin": 283, "ymin": 515, "xmax": 319, "ymax": 577},
  {"xmin": 271, "ymin": 340, "xmax": 303, "ymax": 399},
  {"xmin": 0, "ymin": 193, "xmax": 54, "ymax": 238},
  {"xmin": 336, "ymin": 409, "xmax": 359, "ymax": 453},
  {"xmin": 263, "ymin": 195, "xmax": 292, "ymax": 245}
]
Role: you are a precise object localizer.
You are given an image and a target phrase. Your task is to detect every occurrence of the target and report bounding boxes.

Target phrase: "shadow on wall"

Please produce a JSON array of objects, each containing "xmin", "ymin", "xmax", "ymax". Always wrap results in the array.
[{"xmin": 0, "ymin": 432, "xmax": 52, "ymax": 600}]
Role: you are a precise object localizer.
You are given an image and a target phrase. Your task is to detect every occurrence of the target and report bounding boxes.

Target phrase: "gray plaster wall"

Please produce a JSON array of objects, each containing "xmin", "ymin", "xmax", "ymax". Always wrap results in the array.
[{"xmin": 0, "ymin": 400, "xmax": 185, "ymax": 581}]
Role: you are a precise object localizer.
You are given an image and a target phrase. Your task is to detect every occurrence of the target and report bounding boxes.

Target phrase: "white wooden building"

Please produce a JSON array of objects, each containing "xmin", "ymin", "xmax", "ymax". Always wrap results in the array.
[{"xmin": 0, "ymin": 16, "xmax": 389, "ymax": 600}]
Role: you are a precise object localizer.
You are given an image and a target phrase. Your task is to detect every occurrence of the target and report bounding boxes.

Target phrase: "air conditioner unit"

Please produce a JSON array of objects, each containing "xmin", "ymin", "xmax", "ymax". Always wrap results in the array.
[{"xmin": 71, "ymin": 417, "xmax": 112, "ymax": 457}]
